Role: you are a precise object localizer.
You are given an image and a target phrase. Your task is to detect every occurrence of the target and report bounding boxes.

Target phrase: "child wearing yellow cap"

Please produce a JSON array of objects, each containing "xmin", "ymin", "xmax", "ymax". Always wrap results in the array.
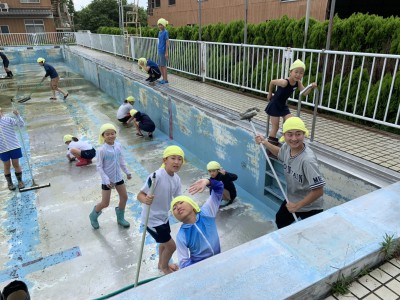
[
  {"xmin": 127, "ymin": 109, "xmax": 156, "ymax": 138},
  {"xmin": 157, "ymin": 18, "xmax": 169, "ymax": 84},
  {"xmin": 137, "ymin": 145, "xmax": 184, "ymax": 274},
  {"xmin": 255, "ymin": 117, "xmax": 325, "ymax": 229},
  {"xmin": 207, "ymin": 161, "xmax": 238, "ymax": 207},
  {"xmin": 117, "ymin": 96, "xmax": 135, "ymax": 127},
  {"xmin": 0, "ymin": 108, "xmax": 25, "ymax": 190},
  {"xmin": 138, "ymin": 57, "xmax": 161, "ymax": 84},
  {"xmin": 89, "ymin": 123, "xmax": 132, "ymax": 229},
  {"xmin": 63, "ymin": 134, "xmax": 96, "ymax": 166},
  {"xmin": 171, "ymin": 178, "xmax": 224, "ymax": 268},
  {"xmin": 264, "ymin": 59, "xmax": 316, "ymax": 149},
  {"xmin": 37, "ymin": 57, "xmax": 69, "ymax": 100}
]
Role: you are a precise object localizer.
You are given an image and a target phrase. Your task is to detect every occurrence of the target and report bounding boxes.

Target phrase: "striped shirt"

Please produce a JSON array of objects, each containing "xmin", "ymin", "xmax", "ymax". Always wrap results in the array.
[
  {"xmin": 0, "ymin": 114, "xmax": 25, "ymax": 153},
  {"xmin": 96, "ymin": 141, "xmax": 130, "ymax": 185}
]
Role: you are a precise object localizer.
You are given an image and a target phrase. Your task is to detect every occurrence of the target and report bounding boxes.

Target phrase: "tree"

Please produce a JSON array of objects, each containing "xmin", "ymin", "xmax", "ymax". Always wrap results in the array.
[{"xmin": 74, "ymin": 0, "xmax": 125, "ymax": 32}]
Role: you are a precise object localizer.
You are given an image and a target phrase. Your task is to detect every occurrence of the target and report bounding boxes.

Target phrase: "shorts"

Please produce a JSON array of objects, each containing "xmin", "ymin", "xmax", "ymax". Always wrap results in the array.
[
  {"xmin": 118, "ymin": 116, "xmax": 131, "ymax": 123},
  {"xmin": 3, "ymin": 60, "xmax": 9, "ymax": 68},
  {"xmin": 157, "ymin": 53, "xmax": 167, "ymax": 67},
  {"xmin": 0, "ymin": 148, "xmax": 22, "ymax": 162},
  {"xmin": 81, "ymin": 148, "xmax": 96, "ymax": 159},
  {"xmin": 139, "ymin": 123, "xmax": 155, "ymax": 133},
  {"xmin": 101, "ymin": 179, "xmax": 124, "ymax": 190},
  {"xmin": 147, "ymin": 221, "xmax": 171, "ymax": 243},
  {"xmin": 265, "ymin": 101, "xmax": 291, "ymax": 117}
]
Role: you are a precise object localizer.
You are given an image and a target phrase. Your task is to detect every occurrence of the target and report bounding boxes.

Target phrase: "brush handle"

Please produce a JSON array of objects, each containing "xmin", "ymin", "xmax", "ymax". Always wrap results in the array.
[
  {"xmin": 134, "ymin": 172, "xmax": 156, "ymax": 288},
  {"xmin": 249, "ymin": 120, "xmax": 298, "ymax": 222}
]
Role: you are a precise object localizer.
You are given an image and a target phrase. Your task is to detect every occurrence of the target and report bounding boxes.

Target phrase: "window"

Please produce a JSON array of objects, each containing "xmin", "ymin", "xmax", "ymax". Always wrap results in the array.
[
  {"xmin": 20, "ymin": 0, "xmax": 40, "ymax": 3},
  {"xmin": 168, "ymin": 0, "xmax": 175, "ymax": 5},
  {"xmin": 25, "ymin": 19, "xmax": 45, "ymax": 33},
  {"xmin": 155, "ymin": 0, "xmax": 160, "ymax": 7},
  {"xmin": 0, "ymin": 25, "xmax": 10, "ymax": 34}
]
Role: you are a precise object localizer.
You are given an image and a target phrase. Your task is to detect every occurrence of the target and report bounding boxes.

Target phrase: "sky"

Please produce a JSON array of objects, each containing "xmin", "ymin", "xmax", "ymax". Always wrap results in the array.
[{"xmin": 73, "ymin": 0, "xmax": 147, "ymax": 11}]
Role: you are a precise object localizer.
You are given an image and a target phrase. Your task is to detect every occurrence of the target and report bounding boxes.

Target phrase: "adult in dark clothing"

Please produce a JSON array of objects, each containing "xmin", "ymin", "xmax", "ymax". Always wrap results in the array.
[
  {"xmin": 127, "ymin": 109, "xmax": 156, "ymax": 138},
  {"xmin": 0, "ymin": 52, "xmax": 13, "ymax": 78},
  {"xmin": 207, "ymin": 161, "xmax": 238, "ymax": 207},
  {"xmin": 37, "ymin": 57, "xmax": 68, "ymax": 100}
]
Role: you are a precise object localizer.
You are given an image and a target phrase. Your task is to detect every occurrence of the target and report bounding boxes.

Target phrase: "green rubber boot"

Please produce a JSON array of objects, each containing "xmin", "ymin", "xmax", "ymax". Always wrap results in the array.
[
  {"xmin": 89, "ymin": 206, "xmax": 102, "ymax": 229},
  {"xmin": 115, "ymin": 207, "xmax": 130, "ymax": 228}
]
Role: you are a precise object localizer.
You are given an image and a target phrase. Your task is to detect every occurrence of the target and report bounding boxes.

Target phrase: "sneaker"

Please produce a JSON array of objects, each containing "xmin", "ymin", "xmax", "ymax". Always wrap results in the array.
[
  {"xmin": 8, "ymin": 183, "xmax": 16, "ymax": 191},
  {"xmin": 18, "ymin": 181, "xmax": 25, "ymax": 189},
  {"xmin": 136, "ymin": 133, "xmax": 144, "ymax": 137},
  {"xmin": 148, "ymin": 133, "xmax": 153, "ymax": 138},
  {"xmin": 159, "ymin": 80, "xmax": 165, "ymax": 84}
]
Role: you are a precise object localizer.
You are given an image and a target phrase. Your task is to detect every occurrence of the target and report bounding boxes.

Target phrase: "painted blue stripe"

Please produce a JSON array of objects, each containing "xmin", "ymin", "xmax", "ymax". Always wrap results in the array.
[{"xmin": 0, "ymin": 247, "xmax": 81, "ymax": 282}]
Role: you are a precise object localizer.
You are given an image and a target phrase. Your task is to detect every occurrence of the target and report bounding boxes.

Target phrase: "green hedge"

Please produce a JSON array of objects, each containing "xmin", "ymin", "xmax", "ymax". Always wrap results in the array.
[{"xmin": 97, "ymin": 13, "xmax": 400, "ymax": 54}]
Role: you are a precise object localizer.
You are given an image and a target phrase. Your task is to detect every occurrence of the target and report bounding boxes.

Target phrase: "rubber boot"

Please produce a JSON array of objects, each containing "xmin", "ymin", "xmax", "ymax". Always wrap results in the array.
[
  {"xmin": 76, "ymin": 157, "xmax": 89, "ymax": 167},
  {"xmin": 6, "ymin": 71, "xmax": 12, "ymax": 78},
  {"xmin": 115, "ymin": 207, "xmax": 130, "ymax": 228},
  {"xmin": 89, "ymin": 206, "xmax": 102, "ymax": 229},
  {"xmin": 15, "ymin": 171, "xmax": 25, "ymax": 189},
  {"xmin": 9, "ymin": 70, "xmax": 13, "ymax": 77},
  {"xmin": 5, "ymin": 174, "xmax": 16, "ymax": 191}
]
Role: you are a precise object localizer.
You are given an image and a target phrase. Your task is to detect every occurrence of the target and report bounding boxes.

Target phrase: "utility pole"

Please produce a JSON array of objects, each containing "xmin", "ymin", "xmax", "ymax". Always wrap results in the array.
[
  {"xmin": 198, "ymin": 0, "xmax": 202, "ymax": 41},
  {"xmin": 244, "ymin": 0, "xmax": 248, "ymax": 44}
]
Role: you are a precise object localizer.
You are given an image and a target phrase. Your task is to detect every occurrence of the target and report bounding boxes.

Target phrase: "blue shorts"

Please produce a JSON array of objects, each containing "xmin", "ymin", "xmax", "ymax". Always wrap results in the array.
[
  {"xmin": 0, "ymin": 148, "xmax": 22, "ymax": 162},
  {"xmin": 147, "ymin": 221, "xmax": 171, "ymax": 243},
  {"xmin": 157, "ymin": 53, "xmax": 167, "ymax": 67}
]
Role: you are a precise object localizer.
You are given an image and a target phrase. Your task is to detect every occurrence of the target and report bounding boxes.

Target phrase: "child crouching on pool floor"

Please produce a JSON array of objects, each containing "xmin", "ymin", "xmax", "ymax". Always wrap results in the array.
[
  {"xmin": 89, "ymin": 123, "xmax": 132, "ymax": 229},
  {"xmin": 127, "ymin": 109, "xmax": 156, "ymax": 138},
  {"xmin": 171, "ymin": 177, "xmax": 224, "ymax": 269},
  {"xmin": 63, "ymin": 134, "xmax": 96, "ymax": 166}
]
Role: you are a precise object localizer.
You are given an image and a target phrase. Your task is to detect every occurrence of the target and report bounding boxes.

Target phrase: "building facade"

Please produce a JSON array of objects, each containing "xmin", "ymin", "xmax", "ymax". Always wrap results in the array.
[
  {"xmin": 0, "ymin": 0, "xmax": 71, "ymax": 33},
  {"xmin": 147, "ymin": 0, "xmax": 330, "ymax": 27}
]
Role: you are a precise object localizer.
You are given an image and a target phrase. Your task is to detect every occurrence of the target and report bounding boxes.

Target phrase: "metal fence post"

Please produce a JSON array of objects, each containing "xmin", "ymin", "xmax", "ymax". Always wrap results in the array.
[
  {"xmin": 201, "ymin": 41, "xmax": 206, "ymax": 82},
  {"xmin": 130, "ymin": 36, "xmax": 136, "ymax": 61}
]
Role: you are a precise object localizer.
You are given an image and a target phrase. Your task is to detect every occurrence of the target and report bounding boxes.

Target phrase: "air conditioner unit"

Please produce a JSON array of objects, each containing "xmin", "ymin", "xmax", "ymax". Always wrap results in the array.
[{"xmin": 0, "ymin": 3, "xmax": 9, "ymax": 12}]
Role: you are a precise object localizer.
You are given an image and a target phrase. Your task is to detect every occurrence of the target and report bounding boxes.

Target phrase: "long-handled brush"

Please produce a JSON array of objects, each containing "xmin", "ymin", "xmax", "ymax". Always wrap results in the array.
[
  {"xmin": 11, "ymin": 99, "xmax": 51, "ymax": 192},
  {"xmin": 134, "ymin": 172, "xmax": 156, "ymax": 288},
  {"xmin": 14, "ymin": 81, "xmax": 43, "ymax": 103},
  {"xmin": 239, "ymin": 107, "xmax": 298, "ymax": 222}
]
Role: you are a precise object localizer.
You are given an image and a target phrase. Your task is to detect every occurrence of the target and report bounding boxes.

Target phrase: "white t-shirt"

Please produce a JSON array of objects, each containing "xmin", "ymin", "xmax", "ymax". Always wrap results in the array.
[
  {"xmin": 67, "ymin": 140, "xmax": 93, "ymax": 156},
  {"xmin": 116, "ymin": 103, "xmax": 133, "ymax": 119},
  {"xmin": 140, "ymin": 168, "xmax": 182, "ymax": 228}
]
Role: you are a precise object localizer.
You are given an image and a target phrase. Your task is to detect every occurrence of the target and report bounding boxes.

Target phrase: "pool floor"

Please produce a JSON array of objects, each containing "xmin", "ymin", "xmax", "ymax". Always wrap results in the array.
[{"xmin": 0, "ymin": 63, "xmax": 275, "ymax": 299}]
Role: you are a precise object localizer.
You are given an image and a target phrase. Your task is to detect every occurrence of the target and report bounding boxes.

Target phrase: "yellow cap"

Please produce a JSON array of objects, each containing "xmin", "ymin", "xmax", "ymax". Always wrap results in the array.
[
  {"xmin": 163, "ymin": 145, "xmax": 184, "ymax": 159},
  {"xmin": 37, "ymin": 57, "xmax": 45, "ymax": 63},
  {"xmin": 63, "ymin": 134, "xmax": 73, "ymax": 143},
  {"xmin": 126, "ymin": 96, "xmax": 135, "ymax": 103},
  {"xmin": 290, "ymin": 59, "xmax": 305, "ymax": 71},
  {"xmin": 171, "ymin": 195, "xmax": 201, "ymax": 213},
  {"xmin": 138, "ymin": 58, "xmax": 147, "ymax": 69},
  {"xmin": 157, "ymin": 18, "xmax": 168, "ymax": 27},
  {"xmin": 207, "ymin": 161, "xmax": 221, "ymax": 170},
  {"xmin": 279, "ymin": 117, "xmax": 309, "ymax": 142},
  {"xmin": 130, "ymin": 109, "xmax": 138, "ymax": 117},
  {"xmin": 99, "ymin": 123, "xmax": 117, "ymax": 144}
]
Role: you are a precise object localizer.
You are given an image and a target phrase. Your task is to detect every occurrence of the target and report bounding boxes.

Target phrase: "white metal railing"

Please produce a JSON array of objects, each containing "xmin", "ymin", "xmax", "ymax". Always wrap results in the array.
[
  {"xmin": 74, "ymin": 32, "xmax": 400, "ymax": 129},
  {"xmin": 6, "ymin": 31, "xmax": 396, "ymax": 130},
  {"xmin": 0, "ymin": 32, "xmax": 75, "ymax": 46}
]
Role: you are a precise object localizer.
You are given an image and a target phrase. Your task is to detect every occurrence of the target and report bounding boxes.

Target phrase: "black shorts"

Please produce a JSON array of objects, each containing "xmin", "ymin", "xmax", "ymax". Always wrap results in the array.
[
  {"xmin": 139, "ymin": 123, "xmax": 156, "ymax": 133},
  {"xmin": 101, "ymin": 179, "xmax": 124, "ymax": 190},
  {"xmin": 118, "ymin": 116, "xmax": 131, "ymax": 123},
  {"xmin": 147, "ymin": 221, "xmax": 172, "ymax": 243},
  {"xmin": 81, "ymin": 148, "xmax": 96, "ymax": 159}
]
